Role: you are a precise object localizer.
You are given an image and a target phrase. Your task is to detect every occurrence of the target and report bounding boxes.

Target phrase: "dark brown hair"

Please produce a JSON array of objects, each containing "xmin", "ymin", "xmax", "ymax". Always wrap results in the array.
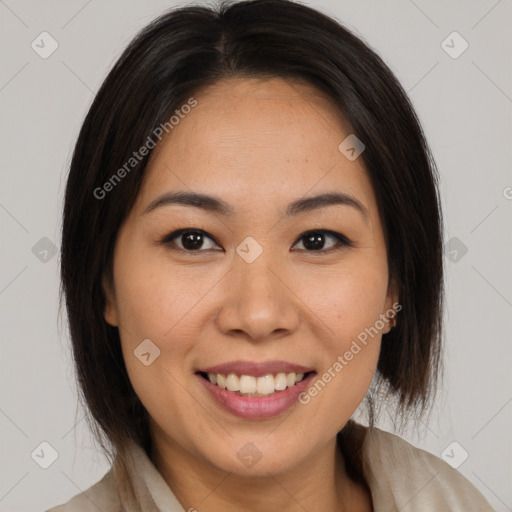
[{"xmin": 60, "ymin": 0, "xmax": 444, "ymax": 485}]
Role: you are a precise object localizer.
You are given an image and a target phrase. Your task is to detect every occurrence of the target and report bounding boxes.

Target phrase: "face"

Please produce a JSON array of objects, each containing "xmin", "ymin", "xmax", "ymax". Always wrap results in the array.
[{"xmin": 104, "ymin": 77, "xmax": 398, "ymax": 477}]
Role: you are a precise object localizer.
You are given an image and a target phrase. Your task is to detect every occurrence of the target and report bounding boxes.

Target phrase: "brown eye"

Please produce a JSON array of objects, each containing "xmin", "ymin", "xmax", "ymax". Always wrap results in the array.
[
  {"xmin": 292, "ymin": 230, "xmax": 352, "ymax": 252},
  {"xmin": 161, "ymin": 229, "xmax": 221, "ymax": 252},
  {"xmin": 160, "ymin": 228, "xmax": 352, "ymax": 254}
]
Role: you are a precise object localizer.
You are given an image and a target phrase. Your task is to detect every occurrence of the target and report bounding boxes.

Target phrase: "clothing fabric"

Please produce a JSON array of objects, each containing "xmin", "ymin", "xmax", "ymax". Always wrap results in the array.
[{"xmin": 46, "ymin": 425, "xmax": 495, "ymax": 511}]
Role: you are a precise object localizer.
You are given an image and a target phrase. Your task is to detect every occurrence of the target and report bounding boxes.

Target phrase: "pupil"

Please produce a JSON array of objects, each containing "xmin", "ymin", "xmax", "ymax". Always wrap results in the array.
[
  {"xmin": 180, "ymin": 232, "xmax": 327, "ymax": 251},
  {"xmin": 183, "ymin": 231, "xmax": 203, "ymax": 250},
  {"xmin": 304, "ymin": 233, "xmax": 324, "ymax": 250}
]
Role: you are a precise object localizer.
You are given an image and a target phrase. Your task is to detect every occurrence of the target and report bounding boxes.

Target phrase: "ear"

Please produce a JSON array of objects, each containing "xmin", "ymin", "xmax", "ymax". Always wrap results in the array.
[
  {"xmin": 382, "ymin": 277, "xmax": 400, "ymax": 335},
  {"xmin": 102, "ymin": 273, "xmax": 119, "ymax": 326}
]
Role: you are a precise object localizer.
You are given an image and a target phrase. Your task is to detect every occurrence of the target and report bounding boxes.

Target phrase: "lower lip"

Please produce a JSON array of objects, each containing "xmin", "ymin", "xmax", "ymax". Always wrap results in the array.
[{"xmin": 197, "ymin": 373, "xmax": 316, "ymax": 420}]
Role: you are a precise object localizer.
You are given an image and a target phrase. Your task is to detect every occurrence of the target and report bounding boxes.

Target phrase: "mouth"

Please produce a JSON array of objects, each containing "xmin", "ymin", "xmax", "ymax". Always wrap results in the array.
[
  {"xmin": 196, "ymin": 370, "xmax": 316, "ymax": 397},
  {"xmin": 195, "ymin": 362, "xmax": 317, "ymax": 420}
]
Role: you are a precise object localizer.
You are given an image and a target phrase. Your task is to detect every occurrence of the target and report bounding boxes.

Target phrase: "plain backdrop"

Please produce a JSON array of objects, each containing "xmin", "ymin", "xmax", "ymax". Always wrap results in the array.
[{"xmin": 0, "ymin": 0, "xmax": 511, "ymax": 510}]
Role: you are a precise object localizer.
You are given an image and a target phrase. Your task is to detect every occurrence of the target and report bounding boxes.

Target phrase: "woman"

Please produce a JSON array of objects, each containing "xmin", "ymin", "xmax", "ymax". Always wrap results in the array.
[{"xmin": 49, "ymin": 0, "xmax": 495, "ymax": 510}]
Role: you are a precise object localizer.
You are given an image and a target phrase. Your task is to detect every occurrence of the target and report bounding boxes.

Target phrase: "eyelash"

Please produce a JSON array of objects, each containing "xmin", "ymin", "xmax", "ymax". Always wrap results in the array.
[{"xmin": 159, "ymin": 228, "xmax": 353, "ymax": 254}]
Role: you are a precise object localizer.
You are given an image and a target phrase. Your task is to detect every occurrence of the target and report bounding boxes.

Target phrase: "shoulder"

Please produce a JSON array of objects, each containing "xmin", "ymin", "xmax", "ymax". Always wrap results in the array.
[
  {"xmin": 361, "ymin": 426, "xmax": 495, "ymax": 512},
  {"xmin": 44, "ymin": 469, "xmax": 121, "ymax": 512}
]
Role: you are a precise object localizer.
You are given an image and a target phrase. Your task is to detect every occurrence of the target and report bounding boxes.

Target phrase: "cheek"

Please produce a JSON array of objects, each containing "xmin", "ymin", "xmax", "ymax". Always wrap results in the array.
[
  {"xmin": 112, "ymin": 248, "xmax": 219, "ymax": 404},
  {"xmin": 296, "ymin": 257, "xmax": 389, "ymax": 341},
  {"xmin": 294, "ymin": 256, "xmax": 387, "ymax": 409},
  {"xmin": 296, "ymin": 266, "xmax": 385, "ymax": 433},
  {"xmin": 114, "ymin": 257, "xmax": 198, "ymax": 417},
  {"xmin": 113, "ymin": 248, "xmax": 212, "ymax": 342}
]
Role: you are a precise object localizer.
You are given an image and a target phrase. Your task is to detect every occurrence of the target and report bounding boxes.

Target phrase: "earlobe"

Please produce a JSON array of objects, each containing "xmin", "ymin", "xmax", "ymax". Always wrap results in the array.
[
  {"xmin": 383, "ymin": 279, "xmax": 400, "ymax": 334},
  {"xmin": 102, "ymin": 274, "xmax": 118, "ymax": 326},
  {"xmin": 104, "ymin": 302, "xmax": 118, "ymax": 327}
]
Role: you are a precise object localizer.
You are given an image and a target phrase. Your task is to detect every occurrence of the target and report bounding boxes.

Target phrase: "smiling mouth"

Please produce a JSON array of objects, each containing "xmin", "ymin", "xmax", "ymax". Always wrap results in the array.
[{"xmin": 197, "ymin": 371, "xmax": 316, "ymax": 397}]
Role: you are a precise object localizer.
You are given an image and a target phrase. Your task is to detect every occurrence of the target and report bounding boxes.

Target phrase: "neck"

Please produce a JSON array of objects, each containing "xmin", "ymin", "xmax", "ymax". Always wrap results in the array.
[{"xmin": 149, "ymin": 428, "xmax": 370, "ymax": 512}]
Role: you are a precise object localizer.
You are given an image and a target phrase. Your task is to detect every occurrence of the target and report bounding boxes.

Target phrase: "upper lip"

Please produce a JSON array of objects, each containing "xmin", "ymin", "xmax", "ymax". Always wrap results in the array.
[{"xmin": 197, "ymin": 360, "xmax": 314, "ymax": 378}]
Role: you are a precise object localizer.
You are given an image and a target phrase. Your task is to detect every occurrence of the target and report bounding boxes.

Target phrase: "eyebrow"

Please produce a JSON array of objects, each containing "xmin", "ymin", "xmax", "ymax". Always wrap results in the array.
[{"xmin": 143, "ymin": 190, "xmax": 368, "ymax": 221}]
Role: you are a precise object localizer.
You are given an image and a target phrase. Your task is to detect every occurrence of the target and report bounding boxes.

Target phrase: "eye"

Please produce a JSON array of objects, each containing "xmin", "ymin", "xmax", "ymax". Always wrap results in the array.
[
  {"xmin": 160, "ymin": 229, "xmax": 222, "ymax": 252},
  {"xmin": 160, "ymin": 228, "xmax": 353, "ymax": 254},
  {"xmin": 291, "ymin": 230, "xmax": 353, "ymax": 253}
]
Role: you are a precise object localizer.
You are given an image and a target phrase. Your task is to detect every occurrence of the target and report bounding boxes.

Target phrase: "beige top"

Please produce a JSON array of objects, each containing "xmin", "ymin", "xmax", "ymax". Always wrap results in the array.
[{"xmin": 46, "ymin": 426, "xmax": 495, "ymax": 512}]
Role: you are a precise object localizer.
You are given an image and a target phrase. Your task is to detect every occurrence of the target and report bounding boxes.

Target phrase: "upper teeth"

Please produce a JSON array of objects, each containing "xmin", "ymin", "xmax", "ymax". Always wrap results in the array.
[{"xmin": 208, "ymin": 372, "xmax": 305, "ymax": 395}]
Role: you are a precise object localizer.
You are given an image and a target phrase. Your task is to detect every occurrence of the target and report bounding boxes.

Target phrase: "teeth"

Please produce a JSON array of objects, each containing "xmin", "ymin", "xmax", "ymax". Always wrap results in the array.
[
  {"xmin": 226, "ymin": 373, "xmax": 239, "ymax": 392},
  {"xmin": 205, "ymin": 371, "xmax": 308, "ymax": 395},
  {"xmin": 239, "ymin": 375, "xmax": 257, "ymax": 393},
  {"xmin": 275, "ymin": 373, "xmax": 287, "ymax": 390},
  {"xmin": 257, "ymin": 375, "xmax": 275, "ymax": 395},
  {"xmin": 217, "ymin": 374, "xmax": 227, "ymax": 389}
]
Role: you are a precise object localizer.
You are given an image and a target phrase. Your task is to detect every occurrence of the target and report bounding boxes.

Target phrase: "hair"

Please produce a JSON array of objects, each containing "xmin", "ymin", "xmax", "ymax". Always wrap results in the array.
[{"xmin": 60, "ymin": 0, "xmax": 444, "ymax": 489}]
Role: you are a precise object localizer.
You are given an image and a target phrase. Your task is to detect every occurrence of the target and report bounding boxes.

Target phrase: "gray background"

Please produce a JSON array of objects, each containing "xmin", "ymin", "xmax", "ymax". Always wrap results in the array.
[{"xmin": 0, "ymin": 0, "xmax": 511, "ymax": 510}]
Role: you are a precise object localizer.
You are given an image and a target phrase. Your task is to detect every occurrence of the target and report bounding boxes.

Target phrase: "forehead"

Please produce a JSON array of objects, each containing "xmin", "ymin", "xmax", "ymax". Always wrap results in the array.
[{"xmin": 135, "ymin": 77, "xmax": 375, "ymax": 215}]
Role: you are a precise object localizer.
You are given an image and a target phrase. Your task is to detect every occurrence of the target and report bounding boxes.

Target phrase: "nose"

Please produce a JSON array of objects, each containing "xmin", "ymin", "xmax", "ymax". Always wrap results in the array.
[{"xmin": 214, "ymin": 249, "xmax": 300, "ymax": 343}]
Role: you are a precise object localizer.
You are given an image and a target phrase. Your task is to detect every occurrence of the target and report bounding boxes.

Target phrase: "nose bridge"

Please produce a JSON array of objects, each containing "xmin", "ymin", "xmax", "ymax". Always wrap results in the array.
[
  {"xmin": 215, "ymin": 239, "xmax": 299, "ymax": 340},
  {"xmin": 238, "ymin": 250, "xmax": 277, "ymax": 298},
  {"xmin": 234, "ymin": 233, "xmax": 280, "ymax": 293}
]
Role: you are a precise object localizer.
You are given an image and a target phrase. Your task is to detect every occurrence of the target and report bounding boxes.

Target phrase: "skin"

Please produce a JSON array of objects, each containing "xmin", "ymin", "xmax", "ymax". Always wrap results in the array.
[{"xmin": 104, "ymin": 77, "xmax": 398, "ymax": 512}]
